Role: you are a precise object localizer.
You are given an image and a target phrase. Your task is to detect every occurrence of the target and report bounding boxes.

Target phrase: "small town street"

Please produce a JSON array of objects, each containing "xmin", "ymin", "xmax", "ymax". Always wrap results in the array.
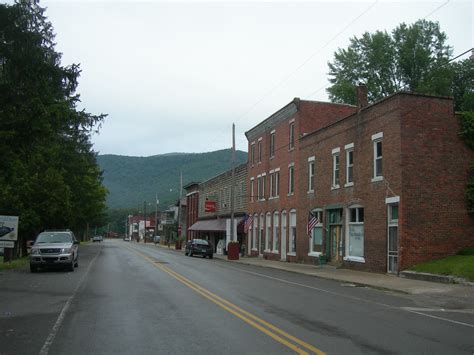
[{"xmin": 1, "ymin": 239, "xmax": 473, "ymax": 355}]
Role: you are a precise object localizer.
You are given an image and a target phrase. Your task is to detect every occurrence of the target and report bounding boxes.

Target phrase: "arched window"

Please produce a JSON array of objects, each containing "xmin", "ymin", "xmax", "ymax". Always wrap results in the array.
[
  {"xmin": 273, "ymin": 211, "xmax": 279, "ymax": 252},
  {"xmin": 266, "ymin": 212, "xmax": 272, "ymax": 251},
  {"xmin": 289, "ymin": 209, "xmax": 297, "ymax": 254}
]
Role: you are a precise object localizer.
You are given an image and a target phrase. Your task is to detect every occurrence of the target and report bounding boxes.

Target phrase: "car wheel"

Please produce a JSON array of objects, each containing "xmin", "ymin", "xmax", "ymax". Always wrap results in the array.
[
  {"xmin": 30, "ymin": 264, "xmax": 38, "ymax": 273},
  {"xmin": 209, "ymin": 255, "xmax": 213, "ymax": 259},
  {"xmin": 185, "ymin": 251, "xmax": 188, "ymax": 256},
  {"xmin": 74, "ymin": 259, "xmax": 78, "ymax": 268},
  {"xmin": 67, "ymin": 261, "xmax": 74, "ymax": 272}
]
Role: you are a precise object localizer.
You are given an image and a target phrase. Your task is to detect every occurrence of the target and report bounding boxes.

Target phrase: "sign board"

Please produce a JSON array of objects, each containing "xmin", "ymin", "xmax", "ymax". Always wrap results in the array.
[
  {"xmin": 205, "ymin": 200, "xmax": 217, "ymax": 213},
  {"xmin": 0, "ymin": 215, "xmax": 19, "ymax": 241},
  {"xmin": 0, "ymin": 240, "xmax": 14, "ymax": 248}
]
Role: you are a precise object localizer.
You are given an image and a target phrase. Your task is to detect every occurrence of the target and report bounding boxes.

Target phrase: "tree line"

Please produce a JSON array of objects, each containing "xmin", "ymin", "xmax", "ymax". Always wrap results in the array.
[{"xmin": 0, "ymin": 0, "xmax": 107, "ymax": 256}]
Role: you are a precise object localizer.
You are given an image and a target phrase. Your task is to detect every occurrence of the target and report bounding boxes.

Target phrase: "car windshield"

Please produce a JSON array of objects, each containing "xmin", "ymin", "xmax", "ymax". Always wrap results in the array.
[
  {"xmin": 36, "ymin": 232, "xmax": 72, "ymax": 244},
  {"xmin": 194, "ymin": 240, "xmax": 209, "ymax": 246}
]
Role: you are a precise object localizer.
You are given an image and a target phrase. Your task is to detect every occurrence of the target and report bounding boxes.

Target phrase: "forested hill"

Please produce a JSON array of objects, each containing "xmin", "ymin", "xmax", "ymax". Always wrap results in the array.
[{"xmin": 97, "ymin": 149, "xmax": 248, "ymax": 210}]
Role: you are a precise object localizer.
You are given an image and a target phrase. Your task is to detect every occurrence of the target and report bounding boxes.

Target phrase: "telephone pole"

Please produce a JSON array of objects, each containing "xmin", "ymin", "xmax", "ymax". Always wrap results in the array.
[{"xmin": 230, "ymin": 123, "xmax": 235, "ymax": 242}]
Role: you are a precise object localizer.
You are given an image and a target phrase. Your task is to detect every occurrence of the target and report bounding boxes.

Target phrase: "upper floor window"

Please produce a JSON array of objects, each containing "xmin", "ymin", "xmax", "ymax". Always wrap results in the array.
[
  {"xmin": 288, "ymin": 163, "xmax": 295, "ymax": 195},
  {"xmin": 251, "ymin": 143, "xmax": 256, "ymax": 166},
  {"xmin": 257, "ymin": 174, "xmax": 266, "ymax": 201},
  {"xmin": 345, "ymin": 143, "xmax": 354, "ymax": 187},
  {"xmin": 308, "ymin": 156, "xmax": 315, "ymax": 193},
  {"xmin": 289, "ymin": 121, "xmax": 295, "ymax": 150},
  {"xmin": 269, "ymin": 169, "xmax": 280, "ymax": 199},
  {"xmin": 250, "ymin": 178, "xmax": 255, "ymax": 202},
  {"xmin": 270, "ymin": 131, "xmax": 276, "ymax": 158},
  {"xmin": 258, "ymin": 138, "xmax": 263, "ymax": 163},
  {"xmin": 372, "ymin": 132, "xmax": 383, "ymax": 181},
  {"xmin": 332, "ymin": 148, "xmax": 340, "ymax": 189}
]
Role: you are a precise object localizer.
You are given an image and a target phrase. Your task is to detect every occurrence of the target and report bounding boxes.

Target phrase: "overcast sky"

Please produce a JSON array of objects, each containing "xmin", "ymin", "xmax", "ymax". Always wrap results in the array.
[{"xmin": 20, "ymin": 0, "xmax": 474, "ymax": 156}]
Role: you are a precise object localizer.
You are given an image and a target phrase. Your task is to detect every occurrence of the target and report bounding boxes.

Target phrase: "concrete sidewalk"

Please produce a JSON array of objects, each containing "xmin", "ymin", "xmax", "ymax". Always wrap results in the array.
[{"xmin": 154, "ymin": 242, "xmax": 473, "ymax": 297}]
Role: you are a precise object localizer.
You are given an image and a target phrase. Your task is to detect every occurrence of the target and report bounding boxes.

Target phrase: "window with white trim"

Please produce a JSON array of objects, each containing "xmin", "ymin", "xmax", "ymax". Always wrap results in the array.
[
  {"xmin": 258, "ymin": 139, "xmax": 263, "ymax": 163},
  {"xmin": 288, "ymin": 163, "xmax": 295, "ymax": 195},
  {"xmin": 266, "ymin": 213, "xmax": 272, "ymax": 251},
  {"xmin": 347, "ymin": 206, "xmax": 364, "ymax": 259},
  {"xmin": 273, "ymin": 212, "xmax": 279, "ymax": 252},
  {"xmin": 289, "ymin": 121, "xmax": 295, "ymax": 150},
  {"xmin": 250, "ymin": 178, "xmax": 254, "ymax": 202},
  {"xmin": 289, "ymin": 210, "xmax": 296, "ymax": 254},
  {"xmin": 270, "ymin": 131, "xmax": 275, "ymax": 158},
  {"xmin": 252, "ymin": 213, "xmax": 258, "ymax": 250},
  {"xmin": 259, "ymin": 213, "xmax": 264, "ymax": 253},
  {"xmin": 257, "ymin": 174, "xmax": 266, "ymax": 201},
  {"xmin": 281, "ymin": 210, "xmax": 287, "ymax": 254},
  {"xmin": 308, "ymin": 156, "xmax": 315, "ymax": 193},
  {"xmin": 332, "ymin": 148, "xmax": 340, "ymax": 189},
  {"xmin": 274, "ymin": 169, "xmax": 280, "ymax": 198},
  {"xmin": 345, "ymin": 143, "xmax": 354, "ymax": 187},
  {"xmin": 309, "ymin": 210, "xmax": 323, "ymax": 255},
  {"xmin": 251, "ymin": 143, "xmax": 255, "ymax": 166},
  {"xmin": 372, "ymin": 132, "xmax": 383, "ymax": 181}
]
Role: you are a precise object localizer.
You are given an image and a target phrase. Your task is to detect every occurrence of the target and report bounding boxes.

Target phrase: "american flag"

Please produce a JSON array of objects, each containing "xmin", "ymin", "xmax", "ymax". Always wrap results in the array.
[
  {"xmin": 243, "ymin": 214, "xmax": 253, "ymax": 233},
  {"xmin": 307, "ymin": 211, "xmax": 319, "ymax": 236}
]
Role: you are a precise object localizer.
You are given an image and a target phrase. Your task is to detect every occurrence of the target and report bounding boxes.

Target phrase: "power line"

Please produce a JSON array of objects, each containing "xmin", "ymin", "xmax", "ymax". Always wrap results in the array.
[{"xmin": 231, "ymin": 0, "xmax": 379, "ymax": 126}]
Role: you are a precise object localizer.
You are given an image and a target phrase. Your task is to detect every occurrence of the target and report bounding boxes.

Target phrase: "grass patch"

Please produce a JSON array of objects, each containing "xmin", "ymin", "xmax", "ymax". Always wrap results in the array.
[
  {"xmin": 410, "ymin": 255, "xmax": 474, "ymax": 282},
  {"xmin": 0, "ymin": 256, "xmax": 29, "ymax": 270}
]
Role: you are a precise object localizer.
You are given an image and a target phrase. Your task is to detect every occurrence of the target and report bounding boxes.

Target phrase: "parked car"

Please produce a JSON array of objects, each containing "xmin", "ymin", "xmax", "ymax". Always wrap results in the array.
[
  {"xmin": 185, "ymin": 239, "xmax": 213, "ymax": 259},
  {"xmin": 92, "ymin": 235, "xmax": 103, "ymax": 242},
  {"xmin": 29, "ymin": 230, "xmax": 79, "ymax": 272},
  {"xmin": 123, "ymin": 236, "xmax": 131, "ymax": 241},
  {"xmin": 153, "ymin": 235, "xmax": 161, "ymax": 244}
]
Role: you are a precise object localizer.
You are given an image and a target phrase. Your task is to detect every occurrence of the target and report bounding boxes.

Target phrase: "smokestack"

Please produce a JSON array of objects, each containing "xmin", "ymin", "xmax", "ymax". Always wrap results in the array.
[{"xmin": 357, "ymin": 83, "xmax": 368, "ymax": 110}]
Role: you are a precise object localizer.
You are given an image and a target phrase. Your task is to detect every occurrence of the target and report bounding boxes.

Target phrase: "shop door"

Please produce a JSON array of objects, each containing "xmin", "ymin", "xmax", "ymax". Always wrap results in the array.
[
  {"xmin": 388, "ymin": 226, "xmax": 398, "ymax": 273},
  {"xmin": 329, "ymin": 225, "xmax": 342, "ymax": 263},
  {"xmin": 387, "ymin": 204, "xmax": 399, "ymax": 274}
]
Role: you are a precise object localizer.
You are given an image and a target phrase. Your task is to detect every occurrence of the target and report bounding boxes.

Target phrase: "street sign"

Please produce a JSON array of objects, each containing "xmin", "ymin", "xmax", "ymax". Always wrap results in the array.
[{"xmin": 0, "ymin": 240, "xmax": 14, "ymax": 248}]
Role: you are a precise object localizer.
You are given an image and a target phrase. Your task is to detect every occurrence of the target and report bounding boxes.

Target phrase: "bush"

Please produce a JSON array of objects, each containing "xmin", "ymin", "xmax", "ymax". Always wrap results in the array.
[{"xmin": 457, "ymin": 247, "xmax": 474, "ymax": 256}]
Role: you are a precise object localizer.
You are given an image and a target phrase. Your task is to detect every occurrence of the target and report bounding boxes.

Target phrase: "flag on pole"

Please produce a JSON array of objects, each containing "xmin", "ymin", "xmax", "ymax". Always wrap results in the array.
[
  {"xmin": 307, "ymin": 211, "xmax": 319, "ymax": 236},
  {"xmin": 243, "ymin": 214, "xmax": 253, "ymax": 233}
]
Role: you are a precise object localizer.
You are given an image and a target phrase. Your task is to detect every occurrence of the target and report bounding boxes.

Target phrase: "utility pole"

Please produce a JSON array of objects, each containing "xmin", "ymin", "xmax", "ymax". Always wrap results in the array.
[
  {"xmin": 144, "ymin": 201, "xmax": 147, "ymax": 244},
  {"xmin": 155, "ymin": 193, "xmax": 159, "ymax": 240},
  {"xmin": 230, "ymin": 123, "xmax": 235, "ymax": 243},
  {"xmin": 177, "ymin": 170, "xmax": 183, "ymax": 241}
]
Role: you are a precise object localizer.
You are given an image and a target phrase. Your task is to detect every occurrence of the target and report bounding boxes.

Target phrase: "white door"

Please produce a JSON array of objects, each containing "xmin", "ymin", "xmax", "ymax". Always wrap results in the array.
[{"xmin": 280, "ymin": 212, "xmax": 287, "ymax": 261}]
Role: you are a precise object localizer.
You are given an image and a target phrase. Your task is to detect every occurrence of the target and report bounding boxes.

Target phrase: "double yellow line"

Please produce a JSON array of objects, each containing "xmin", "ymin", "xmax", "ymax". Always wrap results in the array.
[{"xmin": 133, "ymin": 248, "xmax": 325, "ymax": 355}]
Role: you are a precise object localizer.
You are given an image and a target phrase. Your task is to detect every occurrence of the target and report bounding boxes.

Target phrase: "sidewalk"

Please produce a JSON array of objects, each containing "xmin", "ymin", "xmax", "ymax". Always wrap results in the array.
[{"xmin": 155, "ymin": 242, "xmax": 473, "ymax": 297}]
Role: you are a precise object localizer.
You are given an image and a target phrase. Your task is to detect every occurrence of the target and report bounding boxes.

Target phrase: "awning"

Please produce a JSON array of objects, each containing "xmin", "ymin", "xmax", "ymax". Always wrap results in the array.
[
  {"xmin": 188, "ymin": 219, "xmax": 227, "ymax": 232},
  {"xmin": 188, "ymin": 217, "xmax": 245, "ymax": 232}
]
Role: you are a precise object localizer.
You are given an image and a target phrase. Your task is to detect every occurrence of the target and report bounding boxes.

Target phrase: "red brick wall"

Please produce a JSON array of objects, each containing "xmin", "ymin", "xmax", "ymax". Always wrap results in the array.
[
  {"xmin": 298, "ymin": 95, "xmax": 403, "ymax": 272},
  {"xmin": 297, "ymin": 93, "xmax": 474, "ymax": 273},
  {"xmin": 246, "ymin": 100, "xmax": 355, "ymax": 259},
  {"xmin": 399, "ymin": 95, "xmax": 474, "ymax": 269}
]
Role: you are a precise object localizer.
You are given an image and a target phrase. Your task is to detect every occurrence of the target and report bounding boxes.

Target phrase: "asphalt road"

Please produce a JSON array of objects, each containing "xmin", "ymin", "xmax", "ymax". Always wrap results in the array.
[{"xmin": 1, "ymin": 239, "xmax": 473, "ymax": 354}]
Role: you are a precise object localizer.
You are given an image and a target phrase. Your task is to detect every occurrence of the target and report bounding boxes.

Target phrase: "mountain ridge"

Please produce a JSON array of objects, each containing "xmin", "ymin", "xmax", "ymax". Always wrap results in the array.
[{"xmin": 97, "ymin": 149, "xmax": 248, "ymax": 210}]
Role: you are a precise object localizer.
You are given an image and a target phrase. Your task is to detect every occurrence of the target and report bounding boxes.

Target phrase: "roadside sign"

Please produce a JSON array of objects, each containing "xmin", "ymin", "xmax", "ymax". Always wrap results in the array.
[
  {"xmin": 0, "ymin": 215, "xmax": 19, "ymax": 241},
  {"xmin": 0, "ymin": 240, "xmax": 14, "ymax": 248}
]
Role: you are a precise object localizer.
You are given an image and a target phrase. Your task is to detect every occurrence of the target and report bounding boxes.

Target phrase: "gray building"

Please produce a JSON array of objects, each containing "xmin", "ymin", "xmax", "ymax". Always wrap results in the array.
[{"xmin": 187, "ymin": 163, "xmax": 248, "ymax": 253}]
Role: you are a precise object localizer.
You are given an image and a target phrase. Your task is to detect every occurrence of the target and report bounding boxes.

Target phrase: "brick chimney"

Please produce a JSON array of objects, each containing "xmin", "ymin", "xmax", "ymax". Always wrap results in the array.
[{"xmin": 357, "ymin": 83, "xmax": 368, "ymax": 110}]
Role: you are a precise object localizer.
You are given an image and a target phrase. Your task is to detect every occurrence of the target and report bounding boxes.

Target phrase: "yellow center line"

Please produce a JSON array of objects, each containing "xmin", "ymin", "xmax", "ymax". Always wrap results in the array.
[{"xmin": 127, "ymin": 245, "xmax": 326, "ymax": 355}]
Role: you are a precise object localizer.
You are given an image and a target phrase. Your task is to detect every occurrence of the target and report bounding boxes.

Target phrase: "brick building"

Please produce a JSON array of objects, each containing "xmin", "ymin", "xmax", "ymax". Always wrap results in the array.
[
  {"xmin": 245, "ymin": 98, "xmax": 356, "ymax": 261},
  {"xmin": 246, "ymin": 89, "xmax": 474, "ymax": 273},
  {"xmin": 299, "ymin": 91, "xmax": 473, "ymax": 273},
  {"xmin": 186, "ymin": 163, "xmax": 248, "ymax": 253}
]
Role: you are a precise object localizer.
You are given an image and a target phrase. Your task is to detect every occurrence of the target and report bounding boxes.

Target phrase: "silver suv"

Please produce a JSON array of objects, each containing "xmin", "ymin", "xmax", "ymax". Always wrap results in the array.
[{"xmin": 30, "ymin": 230, "xmax": 79, "ymax": 272}]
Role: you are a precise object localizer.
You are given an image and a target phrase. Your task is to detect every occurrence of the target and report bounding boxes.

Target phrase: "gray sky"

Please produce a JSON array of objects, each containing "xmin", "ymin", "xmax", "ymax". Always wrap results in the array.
[{"xmin": 31, "ymin": 1, "xmax": 474, "ymax": 156}]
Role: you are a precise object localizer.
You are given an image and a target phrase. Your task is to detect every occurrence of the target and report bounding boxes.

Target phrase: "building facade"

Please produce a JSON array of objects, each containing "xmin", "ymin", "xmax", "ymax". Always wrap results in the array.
[
  {"xmin": 245, "ymin": 98, "xmax": 356, "ymax": 261},
  {"xmin": 298, "ymin": 92, "xmax": 474, "ymax": 272},
  {"xmin": 186, "ymin": 163, "xmax": 248, "ymax": 252},
  {"xmin": 246, "ymin": 90, "xmax": 474, "ymax": 273}
]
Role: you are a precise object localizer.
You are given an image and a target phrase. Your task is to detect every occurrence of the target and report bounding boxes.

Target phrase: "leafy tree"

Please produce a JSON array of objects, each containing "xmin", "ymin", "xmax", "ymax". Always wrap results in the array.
[
  {"xmin": 327, "ymin": 20, "xmax": 455, "ymax": 105},
  {"xmin": 0, "ymin": 0, "xmax": 107, "ymax": 255}
]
